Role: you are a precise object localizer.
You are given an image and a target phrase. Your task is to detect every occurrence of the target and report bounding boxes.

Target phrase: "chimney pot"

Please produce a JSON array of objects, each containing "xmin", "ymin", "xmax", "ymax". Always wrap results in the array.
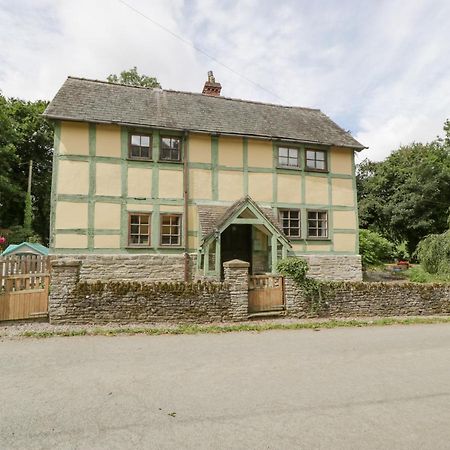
[{"xmin": 202, "ymin": 70, "xmax": 221, "ymax": 96}]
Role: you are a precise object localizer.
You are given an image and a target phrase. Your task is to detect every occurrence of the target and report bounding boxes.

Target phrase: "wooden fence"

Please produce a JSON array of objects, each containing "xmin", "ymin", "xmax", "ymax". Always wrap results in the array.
[{"xmin": 0, "ymin": 255, "xmax": 50, "ymax": 321}]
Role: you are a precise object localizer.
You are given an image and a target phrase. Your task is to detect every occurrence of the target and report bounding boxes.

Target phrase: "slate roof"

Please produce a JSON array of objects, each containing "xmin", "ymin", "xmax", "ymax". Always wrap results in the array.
[
  {"xmin": 197, "ymin": 196, "xmax": 287, "ymax": 243},
  {"xmin": 43, "ymin": 77, "xmax": 365, "ymax": 149}
]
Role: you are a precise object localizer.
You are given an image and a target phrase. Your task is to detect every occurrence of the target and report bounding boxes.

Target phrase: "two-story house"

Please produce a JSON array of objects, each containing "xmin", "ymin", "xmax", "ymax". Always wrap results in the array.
[{"xmin": 43, "ymin": 72, "xmax": 364, "ymax": 282}]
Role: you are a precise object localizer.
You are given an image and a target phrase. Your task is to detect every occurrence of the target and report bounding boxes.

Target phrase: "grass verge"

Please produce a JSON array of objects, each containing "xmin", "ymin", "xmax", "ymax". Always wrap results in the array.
[{"xmin": 15, "ymin": 316, "xmax": 450, "ymax": 339}]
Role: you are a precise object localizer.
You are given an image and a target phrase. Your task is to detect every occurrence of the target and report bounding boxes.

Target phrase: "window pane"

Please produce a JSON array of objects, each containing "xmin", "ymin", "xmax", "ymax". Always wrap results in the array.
[
  {"xmin": 161, "ymin": 138, "xmax": 171, "ymax": 149},
  {"xmin": 141, "ymin": 136, "xmax": 150, "ymax": 147},
  {"xmin": 162, "ymin": 236, "xmax": 171, "ymax": 245},
  {"xmin": 306, "ymin": 150, "xmax": 315, "ymax": 159},
  {"xmin": 288, "ymin": 157, "xmax": 298, "ymax": 166},
  {"xmin": 306, "ymin": 159, "xmax": 316, "ymax": 168},
  {"xmin": 316, "ymin": 151, "xmax": 325, "ymax": 161},
  {"xmin": 131, "ymin": 146, "xmax": 140, "ymax": 157},
  {"xmin": 139, "ymin": 236, "xmax": 149, "ymax": 244},
  {"xmin": 288, "ymin": 148, "xmax": 298, "ymax": 158},
  {"xmin": 279, "ymin": 147, "xmax": 288, "ymax": 157},
  {"xmin": 319, "ymin": 212, "xmax": 327, "ymax": 221},
  {"xmin": 316, "ymin": 160, "xmax": 325, "ymax": 170},
  {"xmin": 279, "ymin": 156, "xmax": 289, "ymax": 166},
  {"xmin": 131, "ymin": 135, "xmax": 140, "ymax": 146},
  {"xmin": 172, "ymin": 139, "xmax": 180, "ymax": 150},
  {"xmin": 290, "ymin": 228, "xmax": 300, "ymax": 237}
]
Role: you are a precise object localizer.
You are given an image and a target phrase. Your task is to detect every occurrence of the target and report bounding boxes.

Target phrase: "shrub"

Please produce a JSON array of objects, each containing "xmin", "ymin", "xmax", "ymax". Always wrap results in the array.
[
  {"xmin": 276, "ymin": 257, "xmax": 309, "ymax": 284},
  {"xmin": 415, "ymin": 230, "xmax": 450, "ymax": 275},
  {"xmin": 359, "ymin": 229, "xmax": 394, "ymax": 268}
]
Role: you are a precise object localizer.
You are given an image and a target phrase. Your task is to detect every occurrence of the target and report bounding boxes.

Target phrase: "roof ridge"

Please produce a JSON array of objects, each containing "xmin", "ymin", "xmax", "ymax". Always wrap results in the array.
[{"xmin": 66, "ymin": 76, "xmax": 321, "ymax": 112}]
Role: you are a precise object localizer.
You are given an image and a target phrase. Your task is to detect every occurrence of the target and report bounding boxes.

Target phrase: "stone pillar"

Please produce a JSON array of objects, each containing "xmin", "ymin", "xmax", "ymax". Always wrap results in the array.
[
  {"xmin": 49, "ymin": 259, "xmax": 81, "ymax": 323},
  {"xmin": 223, "ymin": 259, "xmax": 250, "ymax": 321}
]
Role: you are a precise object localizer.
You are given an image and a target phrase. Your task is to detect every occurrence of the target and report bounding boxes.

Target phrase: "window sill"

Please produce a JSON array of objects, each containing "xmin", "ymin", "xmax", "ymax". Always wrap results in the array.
[
  {"xmin": 276, "ymin": 165, "xmax": 301, "ymax": 171},
  {"xmin": 305, "ymin": 238, "xmax": 331, "ymax": 242},
  {"xmin": 126, "ymin": 158, "xmax": 153, "ymax": 162},
  {"xmin": 305, "ymin": 168, "xmax": 329, "ymax": 174},
  {"xmin": 158, "ymin": 159, "xmax": 182, "ymax": 164}
]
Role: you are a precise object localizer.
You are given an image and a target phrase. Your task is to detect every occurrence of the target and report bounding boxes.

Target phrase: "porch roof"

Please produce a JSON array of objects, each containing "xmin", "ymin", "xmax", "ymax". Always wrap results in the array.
[{"xmin": 198, "ymin": 196, "xmax": 287, "ymax": 242}]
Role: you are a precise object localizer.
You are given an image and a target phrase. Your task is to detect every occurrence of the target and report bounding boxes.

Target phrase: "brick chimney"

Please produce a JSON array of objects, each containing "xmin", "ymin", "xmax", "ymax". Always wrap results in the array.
[{"xmin": 202, "ymin": 71, "xmax": 221, "ymax": 96}]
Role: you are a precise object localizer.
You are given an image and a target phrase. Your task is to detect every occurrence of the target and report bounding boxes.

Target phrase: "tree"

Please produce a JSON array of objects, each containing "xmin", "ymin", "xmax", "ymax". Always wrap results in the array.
[
  {"xmin": 107, "ymin": 67, "xmax": 161, "ymax": 88},
  {"xmin": 357, "ymin": 122, "xmax": 450, "ymax": 253},
  {"xmin": 0, "ymin": 93, "xmax": 53, "ymax": 244}
]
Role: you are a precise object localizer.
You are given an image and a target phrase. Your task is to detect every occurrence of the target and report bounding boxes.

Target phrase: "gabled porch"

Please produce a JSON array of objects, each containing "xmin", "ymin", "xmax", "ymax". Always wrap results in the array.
[{"xmin": 197, "ymin": 196, "xmax": 291, "ymax": 279}]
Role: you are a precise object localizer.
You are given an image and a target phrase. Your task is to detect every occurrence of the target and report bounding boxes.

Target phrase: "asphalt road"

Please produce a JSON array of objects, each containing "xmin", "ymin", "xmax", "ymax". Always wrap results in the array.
[{"xmin": 1, "ymin": 324, "xmax": 450, "ymax": 450}]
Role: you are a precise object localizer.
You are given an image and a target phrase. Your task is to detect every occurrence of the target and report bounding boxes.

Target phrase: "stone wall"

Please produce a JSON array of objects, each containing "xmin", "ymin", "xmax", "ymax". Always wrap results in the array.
[
  {"xmin": 51, "ymin": 254, "xmax": 196, "ymax": 283},
  {"xmin": 285, "ymin": 278, "xmax": 450, "ymax": 318},
  {"xmin": 49, "ymin": 258, "xmax": 248, "ymax": 324},
  {"xmin": 301, "ymin": 255, "xmax": 362, "ymax": 281}
]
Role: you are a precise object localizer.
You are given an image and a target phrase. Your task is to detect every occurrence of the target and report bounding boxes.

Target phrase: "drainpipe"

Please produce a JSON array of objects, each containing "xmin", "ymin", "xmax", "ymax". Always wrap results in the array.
[{"xmin": 183, "ymin": 130, "xmax": 189, "ymax": 282}]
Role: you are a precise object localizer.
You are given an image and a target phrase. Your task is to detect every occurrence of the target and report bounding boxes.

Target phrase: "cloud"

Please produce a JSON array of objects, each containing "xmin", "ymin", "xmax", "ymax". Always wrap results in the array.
[{"xmin": 1, "ymin": 0, "xmax": 449, "ymax": 161}]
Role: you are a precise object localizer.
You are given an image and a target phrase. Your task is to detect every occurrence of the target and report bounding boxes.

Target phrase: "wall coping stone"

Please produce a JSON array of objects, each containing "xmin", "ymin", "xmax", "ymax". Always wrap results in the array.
[
  {"xmin": 223, "ymin": 259, "xmax": 250, "ymax": 268},
  {"xmin": 51, "ymin": 259, "xmax": 82, "ymax": 268}
]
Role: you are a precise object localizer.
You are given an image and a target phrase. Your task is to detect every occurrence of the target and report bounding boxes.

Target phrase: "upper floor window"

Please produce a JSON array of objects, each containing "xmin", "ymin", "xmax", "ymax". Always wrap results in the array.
[
  {"xmin": 128, "ymin": 213, "xmax": 151, "ymax": 246},
  {"xmin": 161, "ymin": 214, "xmax": 182, "ymax": 246},
  {"xmin": 279, "ymin": 209, "xmax": 301, "ymax": 238},
  {"xmin": 307, "ymin": 210, "xmax": 328, "ymax": 239},
  {"xmin": 129, "ymin": 134, "xmax": 151, "ymax": 160},
  {"xmin": 278, "ymin": 147, "xmax": 299, "ymax": 168},
  {"xmin": 306, "ymin": 149, "xmax": 327, "ymax": 171},
  {"xmin": 160, "ymin": 137, "xmax": 181, "ymax": 162}
]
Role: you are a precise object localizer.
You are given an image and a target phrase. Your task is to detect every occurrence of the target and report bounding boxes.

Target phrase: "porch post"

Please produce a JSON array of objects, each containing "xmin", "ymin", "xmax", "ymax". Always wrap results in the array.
[
  {"xmin": 215, "ymin": 234, "xmax": 221, "ymax": 278},
  {"xmin": 204, "ymin": 242, "xmax": 210, "ymax": 274},
  {"xmin": 271, "ymin": 235, "xmax": 277, "ymax": 273},
  {"xmin": 282, "ymin": 245, "xmax": 287, "ymax": 259}
]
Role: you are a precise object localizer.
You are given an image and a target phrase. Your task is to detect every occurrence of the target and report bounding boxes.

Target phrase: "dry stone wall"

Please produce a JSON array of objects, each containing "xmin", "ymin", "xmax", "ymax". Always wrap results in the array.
[
  {"xmin": 285, "ymin": 278, "xmax": 450, "ymax": 318},
  {"xmin": 301, "ymin": 255, "xmax": 362, "ymax": 281}
]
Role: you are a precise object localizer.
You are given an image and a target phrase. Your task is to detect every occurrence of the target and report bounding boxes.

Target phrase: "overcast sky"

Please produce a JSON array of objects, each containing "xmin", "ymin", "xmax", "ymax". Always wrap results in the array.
[{"xmin": 1, "ymin": 0, "xmax": 449, "ymax": 161}]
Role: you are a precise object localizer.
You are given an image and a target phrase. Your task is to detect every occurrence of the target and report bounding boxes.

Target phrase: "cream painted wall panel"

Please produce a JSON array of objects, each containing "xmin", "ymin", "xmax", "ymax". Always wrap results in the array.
[
  {"xmin": 96, "ymin": 124, "xmax": 121, "ymax": 157},
  {"xmin": 305, "ymin": 176, "xmax": 328, "ymax": 204},
  {"xmin": 248, "ymin": 173, "xmax": 273, "ymax": 202},
  {"xmin": 59, "ymin": 121, "xmax": 89, "ymax": 155},
  {"xmin": 159, "ymin": 170, "xmax": 183, "ymax": 199},
  {"xmin": 189, "ymin": 169, "xmax": 212, "ymax": 199},
  {"xmin": 96, "ymin": 163, "xmax": 121, "ymax": 197},
  {"xmin": 188, "ymin": 235, "xmax": 198, "ymax": 249},
  {"xmin": 277, "ymin": 174, "xmax": 301, "ymax": 203},
  {"xmin": 334, "ymin": 233, "xmax": 356, "ymax": 252},
  {"xmin": 94, "ymin": 203, "xmax": 121, "ymax": 229},
  {"xmin": 332, "ymin": 179, "xmax": 354, "ymax": 206},
  {"xmin": 291, "ymin": 243, "xmax": 305, "ymax": 252},
  {"xmin": 128, "ymin": 167, "xmax": 152, "ymax": 198},
  {"xmin": 160, "ymin": 204, "xmax": 184, "ymax": 212},
  {"xmin": 218, "ymin": 171, "xmax": 244, "ymax": 201},
  {"xmin": 94, "ymin": 235, "xmax": 121, "ymax": 249},
  {"xmin": 330, "ymin": 148, "xmax": 353, "ymax": 175},
  {"xmin": 57, "ymin": 160, "xmax": 89, "ymax": 195},
  {"xmin": 333, "ymin": 210, "xmax": 357, "ymax": 229},
  {"xmin": 188, "ymin": 205, "xmax": 198, "ymax": 231},
  {"xmin": 218, "ymin": 137, "xmax": 243, "ymax": 167},
  {"xmin": 248, "ymin": 139, "xmax": 273, "ymax": 168},
  {"xmin": 54, "ymin": 234, "xmax": 88, "ymax": 249},
  {"xmin": 55, "ymin": 202, "xmax": 88, "ymax": 229},
  {"xmin": 305, "ymin": 244, "xmax": 332, "ymax": 252},
  {"xmin": 127, "ymin": 204, "xmax": 153, "ymax": 212},
  {"xmin": 189, "ymin": 133, "xmax": 211, "ymax": 163}
]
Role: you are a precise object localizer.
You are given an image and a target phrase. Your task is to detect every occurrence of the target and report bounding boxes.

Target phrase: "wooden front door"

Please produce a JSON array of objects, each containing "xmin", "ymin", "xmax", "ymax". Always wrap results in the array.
[{"xmin": 248, "ymin": 275, "xmax": 285, "ymax": 314}]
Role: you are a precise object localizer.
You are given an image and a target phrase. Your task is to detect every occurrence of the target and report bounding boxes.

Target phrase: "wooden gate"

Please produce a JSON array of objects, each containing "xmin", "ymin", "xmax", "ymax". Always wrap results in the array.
[
  {"xmin": 0, "ymin": 256, "xmax": 50, "ymax": 321},
  {"xmin": 248, "ymin": 275, "xmax": 285, "ymax": 314}
]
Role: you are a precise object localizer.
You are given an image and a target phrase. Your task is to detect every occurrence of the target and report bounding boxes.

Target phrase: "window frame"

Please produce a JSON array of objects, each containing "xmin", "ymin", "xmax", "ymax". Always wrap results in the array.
[
  {"xmin": 128, "ymin": 212, "xmax": 152, "ymax": 247},
  {"xmin": 159, "ymin": 136, "xmax": 182, "ymax": 162},
  {"xmin": 278, "ymin": 209, "xmax": 301, "ymax": 239},
  {"xmin": 306, "ymin": 209, "xmax": 329, "ymax": 240},
  {"xmin": 160, "ymin": 213, "xmax": 182, "ymax": 247},
  {"xmin": 277, "ymin": 146, "xmax": 300, "ymax": 169},
  {"xmin": 128, "ymin": 133, "xmax": 152, "ymax": 161},
  {"xmin": 305, "ymin": 148, "xmax": 328, "ymax": 172}
]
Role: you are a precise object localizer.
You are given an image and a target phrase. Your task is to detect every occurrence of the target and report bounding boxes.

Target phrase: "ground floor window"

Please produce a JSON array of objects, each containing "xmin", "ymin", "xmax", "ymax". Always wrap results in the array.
[
  {"xmin": 307, "ymin": 210, "xmax": 328, "ymax": 238},
  {"xmin": 161, "ymin": 214, "xmax": 182, "ymax": 246},
  {"xmin": 279, "ymin": 209, "xmax": 301, "ymax": 238},
  {"xmin": 128, "ymin": 213, "xmax": 151, "ymax": 246}
]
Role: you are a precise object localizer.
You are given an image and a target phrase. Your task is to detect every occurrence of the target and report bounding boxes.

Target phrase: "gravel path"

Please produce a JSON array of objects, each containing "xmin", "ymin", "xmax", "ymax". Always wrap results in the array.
[{"xmin": 1, "ymin": 316, "xmax": 449, "ymax": 339}]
